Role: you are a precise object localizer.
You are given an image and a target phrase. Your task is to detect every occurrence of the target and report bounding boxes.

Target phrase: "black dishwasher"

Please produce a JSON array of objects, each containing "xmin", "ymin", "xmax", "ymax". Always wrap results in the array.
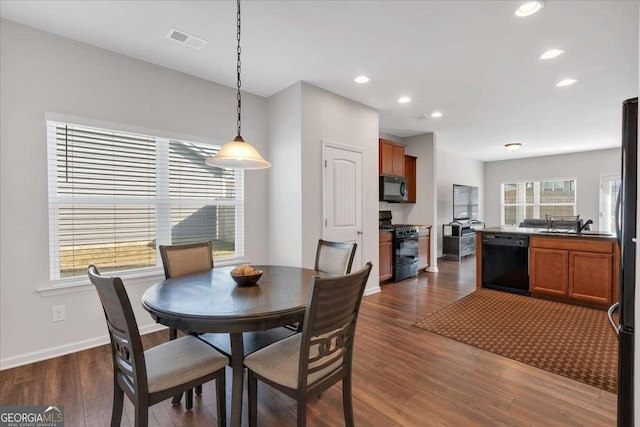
[{"xmin": 481, "ymin": 233, "xmax": 530, "ymax": 295}]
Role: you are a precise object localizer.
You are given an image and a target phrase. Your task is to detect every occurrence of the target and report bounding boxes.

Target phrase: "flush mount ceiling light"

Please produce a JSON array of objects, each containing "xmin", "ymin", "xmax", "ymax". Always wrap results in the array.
[
  {"xmin": 515, "ymin": 1, "xmax": 544, "ymax": 17},
  {"xmin": 205, "ymin": 0, "xmax": 270, "ymax": 170},
  {"xmin": 556, "ymin": 78, "xmax": 578, "ymax": 87},
  {"xmin": 540, "ymin": 48, "xmax": 564, "ymax": 60},
  {"xmin": 505, "ymin": 142, "xmax": 523, "ymax": 151},
  {"xmin": 398, "ymin": 96, "xmax": 412, "ymax": 104},
  {"xmin": 354, "ymin": 75, "xmax": 370, "ymax": 84},
  {"xmin": 430, "ymin": 111, "xmax": 443, "ymax": 118}
]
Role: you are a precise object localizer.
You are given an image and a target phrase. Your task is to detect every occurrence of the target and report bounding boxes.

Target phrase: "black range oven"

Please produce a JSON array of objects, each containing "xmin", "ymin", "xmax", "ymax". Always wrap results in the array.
[
  {"xmin": 393, "ymin": 226, "xmax": 419, "ymax": 281},
  {"xmin": 380, "ymin": 211, "xmax": 419, "ymax": 282}
]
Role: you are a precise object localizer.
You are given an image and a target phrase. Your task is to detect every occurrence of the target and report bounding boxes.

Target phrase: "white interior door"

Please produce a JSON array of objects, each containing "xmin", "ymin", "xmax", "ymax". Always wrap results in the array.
[
  {"xmin": 600, "ymin": 173, "xmax": 621, "ymax": 234},
  {"xmin": 323, "ymin": 142, "xmax": 363, "ymax": 269}
]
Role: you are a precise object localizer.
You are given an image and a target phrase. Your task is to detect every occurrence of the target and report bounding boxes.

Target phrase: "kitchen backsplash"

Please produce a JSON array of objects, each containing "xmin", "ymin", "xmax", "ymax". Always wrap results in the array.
[{"xmin": 378, "ymin": 202, "xmax": 408, "ymax": 224}]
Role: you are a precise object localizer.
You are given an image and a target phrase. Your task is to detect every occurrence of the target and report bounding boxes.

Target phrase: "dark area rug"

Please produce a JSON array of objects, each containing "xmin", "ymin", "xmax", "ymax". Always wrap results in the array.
[{"xmin": 413, "ymin": 288, "xmax": 617, "ymax": 393}]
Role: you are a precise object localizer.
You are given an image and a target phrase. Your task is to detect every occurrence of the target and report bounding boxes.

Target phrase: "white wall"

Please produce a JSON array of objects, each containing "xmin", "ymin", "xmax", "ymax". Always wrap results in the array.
[
  {"xmin": 484, "ymin": 149, "xmax": 620, "ymax": 229},
  {"xmin": 0, "ymin": 20, "xmax": 269, "ymax": 368},
  {"xmin": 266, "ymin": 83, "xmax": 302, "ymax": 266},
  {"xmin": 403, "ymin": 133, "xmax": 438, "ymax": 270},
  {"xmin": 300, "ymin": 83, "xmax": 380, "ymax": 292},
  {"xmin": 436, "ymin": 147, "xmax": 484, "ymax": 257}
]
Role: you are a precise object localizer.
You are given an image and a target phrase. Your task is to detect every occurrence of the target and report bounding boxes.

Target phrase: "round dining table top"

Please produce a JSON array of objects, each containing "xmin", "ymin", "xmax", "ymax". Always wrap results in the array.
[{"xmin": 141, "ymin": 265, "xmax": 318, "ymax": 334}]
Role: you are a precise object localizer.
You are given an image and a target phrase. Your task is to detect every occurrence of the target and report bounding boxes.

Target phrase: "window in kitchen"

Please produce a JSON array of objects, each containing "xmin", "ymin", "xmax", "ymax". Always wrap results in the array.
[
  {"xmin": 600, "ymin": 174, "xmax": 621, "ymax": 234},
  {"xmin": 47, "ymin": 121, "xmax": 244, "ymax": 282},
  {"xmin": 501, "ymin": 179, "xmax": 576, "ymax": 226}
]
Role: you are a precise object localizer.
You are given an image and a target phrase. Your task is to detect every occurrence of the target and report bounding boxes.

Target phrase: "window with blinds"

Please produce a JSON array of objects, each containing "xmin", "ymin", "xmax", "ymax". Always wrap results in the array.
[
  {"xmin": 501, "ymin": 179, "xmax": 577, "ymax": 226},
  {"xmin": 47, "ymin": 121, "xmax": 244, "ymax": 281}
]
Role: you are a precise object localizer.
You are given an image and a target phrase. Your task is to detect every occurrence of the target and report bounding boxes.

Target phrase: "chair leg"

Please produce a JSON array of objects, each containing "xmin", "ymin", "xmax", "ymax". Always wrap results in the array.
[
  {"xmin": 168, "ymin": 328, "xmax": 184, "ymax": 406},
  {"xmin": 195, "ymin": 384, "xmax": 203, "ymax": 396},
  {"xmin": 248, "ymin": 370, "xmax": 258, "ymax": 427},
  {"xmin": 296, "ymin": 398, "xmax": 307, "ymax": 427},
  {"xmin": 342, "ymin": 374, "xmax": 355, "ymax": 427},
  {"xmin": 185, "ymin": 388, "xmax": 194, "ymax": 411},
  {"xmin": 134, "ymin": 403, "xmax": 149, "ymax": 427},
  {"xmin": 216, "ymin": 369, "xmax": 226, "ymax": 427},
  {"xmin": 110, "ymin": 381, "xmax": 124, "ymax": 427}
]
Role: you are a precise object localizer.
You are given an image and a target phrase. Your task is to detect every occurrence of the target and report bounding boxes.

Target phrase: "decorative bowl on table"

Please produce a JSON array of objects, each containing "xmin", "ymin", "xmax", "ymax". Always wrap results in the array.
[{"xmin": 230, "ymin": 265, "xmax": 263, "ymax": 286}]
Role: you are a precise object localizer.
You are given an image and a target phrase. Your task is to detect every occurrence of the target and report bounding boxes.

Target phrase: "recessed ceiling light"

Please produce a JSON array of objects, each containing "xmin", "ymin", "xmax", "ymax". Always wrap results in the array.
[
  {"xmin": 430, "ymin": 111, "xmax": 443, "ymax": 118},
  {"xmin": 505, "ymin": 142, "xmax": 523, "ymax": 151},
  {"xmin": 556, "ymin": 78, "xmax": 577, "ymax": 87},
  {"xmin": 540, "ymin": 49, "xmax": 564, "ymax": 60},
  {"xmin": 354, "ymin": 75, "xmax": 370, "ymax": 84},
  {"xmin": 515, "ymin": 1, "xmax": 544, "ymax": 17},
  {"xmin": 398, "ymin": 97, "xmax": 411, "ymax": 104}
]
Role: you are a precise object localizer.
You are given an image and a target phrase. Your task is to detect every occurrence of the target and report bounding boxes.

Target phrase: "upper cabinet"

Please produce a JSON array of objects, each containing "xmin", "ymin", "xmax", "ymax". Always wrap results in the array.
[{"xmin": 379, "ymin": 139, "xmax": 405, "ymax": 177}]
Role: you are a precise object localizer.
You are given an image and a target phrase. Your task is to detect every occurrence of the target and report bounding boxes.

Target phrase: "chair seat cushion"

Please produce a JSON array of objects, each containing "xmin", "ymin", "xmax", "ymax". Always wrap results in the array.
[
  {"xmin": 145, "ymin": 335, "xmax": 228, "ymax": 393},
  {"xmin": 244, "ymin": 334, "xmax": 342, "ymax": 390}
]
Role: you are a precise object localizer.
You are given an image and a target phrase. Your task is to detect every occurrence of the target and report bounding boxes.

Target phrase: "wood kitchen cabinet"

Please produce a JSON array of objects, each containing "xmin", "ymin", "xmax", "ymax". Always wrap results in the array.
[
  {"xmin": 530, "ymin": 248, "xmax": 569, "ymax": 296},
  {"xmin": 404, "ymin": 155, "xmax": 417, "ymax": 203},
  {"xmin": 379, "ymin": 231, "xmax": 393, "ymax": 281},
  {"xmin": 379, "ymin": 139, "xmax": 405, "ymax": 177},
  {"xmin": 418, "ymin": 226, "xmax": 431, "ymax": 270},
  {"xmin": 529, "ymin": 236, "xmax": 618, "ymax": 307}
]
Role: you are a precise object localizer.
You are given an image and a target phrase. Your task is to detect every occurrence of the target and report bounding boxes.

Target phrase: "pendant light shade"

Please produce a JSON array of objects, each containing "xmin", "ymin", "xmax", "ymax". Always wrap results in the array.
[
  {"xmin": 205, "ymin": 136, "xmax": 271, "ymax": 169},
  {"xmin": 205, "ymin": 0, "xmax": 270, "ymax": 170}
]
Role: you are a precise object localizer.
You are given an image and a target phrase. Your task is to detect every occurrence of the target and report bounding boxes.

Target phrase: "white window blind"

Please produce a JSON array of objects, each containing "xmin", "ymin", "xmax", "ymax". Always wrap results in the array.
[{"xmin": 47, "ymin": 121, "xmax": 244, "ymax": 282}]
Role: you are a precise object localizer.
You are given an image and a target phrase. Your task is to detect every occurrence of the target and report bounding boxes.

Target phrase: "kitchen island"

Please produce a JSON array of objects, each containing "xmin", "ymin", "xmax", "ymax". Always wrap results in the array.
[{"xmin": 476, "ymin": 227, "xmax": 619, "ymax": 308}]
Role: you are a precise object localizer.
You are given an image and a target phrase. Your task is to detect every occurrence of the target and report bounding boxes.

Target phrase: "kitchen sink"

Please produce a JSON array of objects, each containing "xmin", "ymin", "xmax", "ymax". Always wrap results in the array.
[{"xmin": 537, "ymin": 230, "xmax": 614, "ymax": 237}]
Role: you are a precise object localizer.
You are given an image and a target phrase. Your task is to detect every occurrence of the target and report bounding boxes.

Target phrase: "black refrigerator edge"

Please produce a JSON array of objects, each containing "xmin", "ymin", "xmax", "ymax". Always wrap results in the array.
[{"xmin": 611, "ymin": 97, "xmax": 637, "ymax": 426}]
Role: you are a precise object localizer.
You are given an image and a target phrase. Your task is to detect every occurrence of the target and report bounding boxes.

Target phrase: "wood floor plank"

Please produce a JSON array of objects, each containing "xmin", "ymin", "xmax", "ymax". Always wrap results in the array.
[{"xmin": 0, "ymin": 257, "xmax": 616, "ymax": 426}]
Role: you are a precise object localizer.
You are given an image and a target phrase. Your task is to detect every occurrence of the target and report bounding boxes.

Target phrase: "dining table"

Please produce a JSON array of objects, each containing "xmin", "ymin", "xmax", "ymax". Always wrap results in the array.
[{"xmin": 141, "ymin": 264, "xmax": 318, "ymax": 427}]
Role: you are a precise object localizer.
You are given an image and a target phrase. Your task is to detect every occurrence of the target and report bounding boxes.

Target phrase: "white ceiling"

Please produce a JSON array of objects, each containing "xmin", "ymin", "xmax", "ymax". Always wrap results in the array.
[{"xmin": 1, "ymin": 0, "xmax": 638, "ymax": 161}]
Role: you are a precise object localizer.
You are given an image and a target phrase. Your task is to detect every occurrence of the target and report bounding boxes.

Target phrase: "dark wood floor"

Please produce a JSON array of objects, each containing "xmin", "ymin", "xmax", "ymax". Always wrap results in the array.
[{"xmin": 0, "ymin": 257, "xmax": 616, "ymax": 426}]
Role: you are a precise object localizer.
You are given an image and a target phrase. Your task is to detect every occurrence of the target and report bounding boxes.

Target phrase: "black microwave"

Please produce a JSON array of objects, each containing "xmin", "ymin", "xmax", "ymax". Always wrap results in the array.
[{"xmin": 379, "ymin": 176, "xmax": 407, "ymax": 202}]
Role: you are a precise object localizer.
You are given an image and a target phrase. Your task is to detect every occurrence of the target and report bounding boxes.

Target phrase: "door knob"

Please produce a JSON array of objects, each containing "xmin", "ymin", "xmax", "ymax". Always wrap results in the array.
[{"xmin": 357, "ymin": 231, "xmax": 363, "ymax": 235}]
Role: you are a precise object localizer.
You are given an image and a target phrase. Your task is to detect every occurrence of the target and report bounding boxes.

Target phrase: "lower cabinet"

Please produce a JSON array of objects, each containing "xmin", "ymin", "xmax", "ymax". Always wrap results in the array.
[
  {"xmin": 530, "ymin": 248, "xmax": 568, "ymax": 296},
  {"xmin": 379, "ymin": 232, "xmax": 393, "ymax": 281},
  {"xmin": 529, "ymin": 236, "xmax": 618, "ymax": 306},
  {"xmin": 569, "ymin": 251, "xmax": 613, "ymax": 304}
]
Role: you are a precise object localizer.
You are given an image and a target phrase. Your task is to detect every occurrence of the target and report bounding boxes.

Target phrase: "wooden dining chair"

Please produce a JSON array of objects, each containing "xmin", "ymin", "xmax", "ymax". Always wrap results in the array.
[
  {"xmin": 87, "ymin": 265, "xmax": 228, "ymax": 427},
  {"xmin": 287, "ymin": 239, "xmax": 359, "ymax": 333},
  {"xmin": 244, "ymin": 262, "xmax": 373, "ymax": 427},
  {"xmin": 314, "ymin": 239, "xmax": 357, "ymax": 275},
  {"xmin": 159, "ymin": 241, "xmax": 215, "ymax": 407}
]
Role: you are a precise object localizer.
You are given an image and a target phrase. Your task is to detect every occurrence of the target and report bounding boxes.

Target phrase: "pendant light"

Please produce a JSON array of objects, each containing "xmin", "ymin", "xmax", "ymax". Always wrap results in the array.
[{"xmin": 205, "ymin": 0, "xmax": 271, "ymax": 170}]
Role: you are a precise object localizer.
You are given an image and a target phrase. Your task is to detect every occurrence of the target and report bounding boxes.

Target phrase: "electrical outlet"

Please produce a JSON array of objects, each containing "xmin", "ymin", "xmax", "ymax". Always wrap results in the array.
[{"xmin": 52, "ymin": 305, "xmax": 66, "ymax": 322}]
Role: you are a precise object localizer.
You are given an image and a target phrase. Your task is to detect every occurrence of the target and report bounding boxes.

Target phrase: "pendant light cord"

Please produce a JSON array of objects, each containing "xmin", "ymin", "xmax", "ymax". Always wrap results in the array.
[{"xmin": 236, "ymin": 0, "xmax": 242, "ymax": 139}]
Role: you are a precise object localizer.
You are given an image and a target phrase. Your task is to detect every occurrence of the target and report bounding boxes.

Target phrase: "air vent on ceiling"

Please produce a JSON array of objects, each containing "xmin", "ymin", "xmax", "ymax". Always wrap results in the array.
[
  {"xmin": 166, "ymin": 28, "xmax": 208, "ymax": 50},
  {"xmin": 414, "ymin": 114, "xmax": 429, "ymax": 120}
]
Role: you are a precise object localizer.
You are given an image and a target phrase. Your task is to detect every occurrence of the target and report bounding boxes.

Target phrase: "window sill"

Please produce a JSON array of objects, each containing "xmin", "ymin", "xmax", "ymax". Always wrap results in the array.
[{"xmin": 37, "ymin": 258, "xmax": 249, "ymax": 297}]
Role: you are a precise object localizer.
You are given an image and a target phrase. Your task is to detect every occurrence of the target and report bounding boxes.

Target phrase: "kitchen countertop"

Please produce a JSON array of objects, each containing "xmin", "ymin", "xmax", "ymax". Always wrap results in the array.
[{"xmin": 479, "ymin": 226, "xmax": 616, "ymax": 240}]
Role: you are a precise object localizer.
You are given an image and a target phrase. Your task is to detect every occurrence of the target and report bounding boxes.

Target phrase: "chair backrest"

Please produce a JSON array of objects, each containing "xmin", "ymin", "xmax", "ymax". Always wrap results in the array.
[
  {"xmin": 87, "ymin": 265, "xmax": 148, "ymax": 397},
  {"xmin": 314, "ymin": 240, "xmax": 357, "ymax": 275},
  {"xmin": 159, "ymin": 241, "xmax": 214, "ymax": 279},
  {"xmin": 297, "ymin": 262, "xmax": 372, "ymax": 390}
]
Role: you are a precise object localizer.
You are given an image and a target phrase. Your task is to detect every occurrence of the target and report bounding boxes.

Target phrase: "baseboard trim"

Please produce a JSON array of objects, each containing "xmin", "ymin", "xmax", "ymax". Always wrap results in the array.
[
  {"xmin": 364, "ymin": 285, "xmax": 381, "ymax": 296},
  {"xmin": 0, "ymin": 323, "xmax": 167, "ymax": 371}
]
